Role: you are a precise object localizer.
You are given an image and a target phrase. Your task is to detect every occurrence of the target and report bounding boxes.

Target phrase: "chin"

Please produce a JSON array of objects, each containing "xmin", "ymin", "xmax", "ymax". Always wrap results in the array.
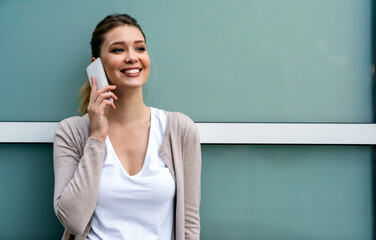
[
  {"xmin": 111, "ymin": 76, "xmax": 146, "ymax": 88},
  {"xmin": 119, "ymin": 81, "xmax": 146, "ymax": 89}
]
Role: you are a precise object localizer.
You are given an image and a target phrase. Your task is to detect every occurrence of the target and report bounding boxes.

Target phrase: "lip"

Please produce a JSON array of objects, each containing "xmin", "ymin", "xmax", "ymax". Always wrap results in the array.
[{"xmin": 120, "ymin": 67, "xmax": 142, "ymax": 77}]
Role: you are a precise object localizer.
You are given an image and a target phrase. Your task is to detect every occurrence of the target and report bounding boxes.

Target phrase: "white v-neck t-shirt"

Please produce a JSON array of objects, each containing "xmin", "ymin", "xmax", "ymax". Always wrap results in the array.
[{"xmin": 86, "ymin": 107, "xmax": 176, "ymax": 240}]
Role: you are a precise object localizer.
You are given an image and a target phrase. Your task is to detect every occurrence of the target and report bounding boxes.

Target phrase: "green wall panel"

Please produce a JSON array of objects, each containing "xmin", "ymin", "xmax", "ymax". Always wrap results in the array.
[
  {"xmin": 201, "ymin": 145, "xmax": 372, "ymax": 239},
  {"xmin": 0, "ymin": 0, "xmax": 372, "ymax": 122},
  {"xmin": 0, "ymin": 144, "xmax": 63, "ymax": 240},
  {"xmin": 0, "ymin": 145, "xmax": 371, "ymax": 239}
]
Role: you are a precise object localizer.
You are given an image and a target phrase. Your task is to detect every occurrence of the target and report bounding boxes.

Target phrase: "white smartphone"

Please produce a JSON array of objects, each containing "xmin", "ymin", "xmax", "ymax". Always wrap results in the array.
[
  {"xmin": 86, "ymin": 57, "xmax": 113, "ymax": 101},
  {"xmin": 86, "ymin": 57, "xmax": 109, "ymax": 90}
]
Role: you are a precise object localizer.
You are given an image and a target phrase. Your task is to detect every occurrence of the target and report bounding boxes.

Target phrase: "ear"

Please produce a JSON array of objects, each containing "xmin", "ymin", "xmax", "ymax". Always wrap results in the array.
[{"xmin": 91, "ymin": 57, "xmax": 96, "ymax": 63}]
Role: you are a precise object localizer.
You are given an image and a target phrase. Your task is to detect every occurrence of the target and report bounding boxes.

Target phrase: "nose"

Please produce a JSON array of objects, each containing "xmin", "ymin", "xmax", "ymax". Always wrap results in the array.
[{"xmin": 125, "ymin": 50, "xmax": 138, "ymax": 63}]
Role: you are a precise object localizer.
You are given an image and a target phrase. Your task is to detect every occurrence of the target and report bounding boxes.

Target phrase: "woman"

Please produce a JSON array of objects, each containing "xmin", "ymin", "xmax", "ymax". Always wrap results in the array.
[{"xmin": 53, "ymin": 14, "xmax": 201, "ymax": 240}]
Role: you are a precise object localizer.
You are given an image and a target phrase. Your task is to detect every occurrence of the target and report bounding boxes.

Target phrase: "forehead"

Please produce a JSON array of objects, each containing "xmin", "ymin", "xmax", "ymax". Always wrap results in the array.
[{"xmin": 102, "ymin": 25, "xmax": 144, "ymax": 46}]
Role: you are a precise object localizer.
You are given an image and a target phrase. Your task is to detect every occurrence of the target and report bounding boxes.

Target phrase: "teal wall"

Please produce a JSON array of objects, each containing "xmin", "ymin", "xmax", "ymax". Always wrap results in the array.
[
  {"xmin": 0, "ymin": 0, "xmax": 372, "ymax": 122},
  {"xmin": 0, "ymin": 144, "xmax": 64, "ymax": 239},
  {"xmin": 0, "ymin": 145, "xmax": 371, "ymax": 239},
  {"xmin": 201, "ymin": 145, "xmax": 372, "ymax": 239},
  {"xmin": 0, "ymin": 0, "xmax": 373, "ymax": 239}
]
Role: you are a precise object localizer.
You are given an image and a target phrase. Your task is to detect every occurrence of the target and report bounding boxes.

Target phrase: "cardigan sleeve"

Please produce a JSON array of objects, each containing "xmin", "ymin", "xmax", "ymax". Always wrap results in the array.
[
  {"xmin": 53, "ymin": 118, "xmax": 105, "ymax": 236},
  {"xmin": 182, "ymin": 118, "xmax": 202, "ymax": 240}
]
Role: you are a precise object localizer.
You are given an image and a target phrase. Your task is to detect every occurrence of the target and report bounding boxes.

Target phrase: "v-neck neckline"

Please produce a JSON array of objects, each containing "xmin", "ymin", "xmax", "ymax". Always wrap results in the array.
[{"xmin": 106, "ymin": 107, "xmax": 153, "ymax": 177}]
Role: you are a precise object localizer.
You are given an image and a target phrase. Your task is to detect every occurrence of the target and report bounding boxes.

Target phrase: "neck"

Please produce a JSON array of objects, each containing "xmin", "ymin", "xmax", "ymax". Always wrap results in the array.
[{"xmin": 106, "ymin": 87, "xmax": 149, "ymax": 125}]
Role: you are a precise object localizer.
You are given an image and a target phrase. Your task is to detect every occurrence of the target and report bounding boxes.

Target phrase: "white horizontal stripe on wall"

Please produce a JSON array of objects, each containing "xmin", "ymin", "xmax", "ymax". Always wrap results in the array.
[
  {"xmin": 0, "ymin": 122, "xmax": 58, "ymax": 143},
  {"xmin": 1, "ymin": 122, "xmax": 376, "ymax": 145},
  {"xmin": 196, "ymin": 123, "xmax": 376, "ymax": 145}
]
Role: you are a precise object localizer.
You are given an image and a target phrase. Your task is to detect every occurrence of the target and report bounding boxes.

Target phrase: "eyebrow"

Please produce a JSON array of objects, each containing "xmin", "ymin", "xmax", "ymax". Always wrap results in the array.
[{"xmin": 109, "ymin": 40, "xmax": 145, "ymax": 47}]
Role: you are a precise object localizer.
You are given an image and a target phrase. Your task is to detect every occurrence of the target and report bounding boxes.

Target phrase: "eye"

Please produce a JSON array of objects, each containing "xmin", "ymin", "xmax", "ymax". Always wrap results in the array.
[
  {"xmin": 112, "ymin": 48, "xmax": 124, "ymax": 53},
  {"xmin": 136, "ymin": 47, "xmax": 146, "ymax": 52}
]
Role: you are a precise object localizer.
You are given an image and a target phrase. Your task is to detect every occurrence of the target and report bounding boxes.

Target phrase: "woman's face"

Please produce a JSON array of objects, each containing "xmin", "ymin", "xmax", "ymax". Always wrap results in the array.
[{"xmin": 98, "ymin": 25, "xmax": 150, "ymax": 89}]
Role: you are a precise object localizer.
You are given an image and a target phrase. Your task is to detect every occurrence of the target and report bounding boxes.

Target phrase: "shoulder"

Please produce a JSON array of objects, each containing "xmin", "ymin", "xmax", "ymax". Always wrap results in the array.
[
  {"xmin": 166, "ymin": 110, "xmax": 195, "ymax": 127},
  {"xmin": 58, "ymin": 114, "xmax": 89, "ymax": 132},
  {"xmin": 164, "ymin": 110, "xmax": 199, "ymax": 140},
  {"xmin": 55, "ymin": 114, "xmax": 90, "ymax": 145}
]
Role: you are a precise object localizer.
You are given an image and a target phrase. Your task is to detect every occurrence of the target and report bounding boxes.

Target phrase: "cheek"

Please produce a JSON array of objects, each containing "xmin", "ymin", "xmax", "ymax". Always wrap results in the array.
[
  {"xmin": 105, "ymin": 58, "xmax": 118, "ymax": 68},
  {"xmin": 144, "ymin": 60, "xmax": 151, "ymax": 76},
  {"xmin": 102, "ymin": 58, "xmax": 120, "ymax": 75},
  {"xmin": 144, "ymin": 57, "xmax": 151, "ymax": 69},
  {"xmin": 142, "ymin": 52, "xmax": 150, "ymax": 67}
]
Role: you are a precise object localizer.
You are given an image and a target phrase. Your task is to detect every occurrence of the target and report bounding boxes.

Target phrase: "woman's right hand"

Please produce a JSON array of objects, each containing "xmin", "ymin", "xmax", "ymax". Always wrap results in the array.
[{"xmin": 87, "ymin": 77, "xmax": 118, "ymax": 141}]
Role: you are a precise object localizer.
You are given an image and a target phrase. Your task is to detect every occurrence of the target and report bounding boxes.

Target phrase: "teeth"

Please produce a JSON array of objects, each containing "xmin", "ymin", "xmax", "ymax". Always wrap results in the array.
[{"xmin": 125, "ymin": 69, "xmax": 140, "ymax": 74}]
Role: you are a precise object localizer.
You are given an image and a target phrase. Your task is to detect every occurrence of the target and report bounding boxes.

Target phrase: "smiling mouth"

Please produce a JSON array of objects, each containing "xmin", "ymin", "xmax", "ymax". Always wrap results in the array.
[{"xmin": 121, "ymin": 69, "xmax": 141, "ymax": 74}]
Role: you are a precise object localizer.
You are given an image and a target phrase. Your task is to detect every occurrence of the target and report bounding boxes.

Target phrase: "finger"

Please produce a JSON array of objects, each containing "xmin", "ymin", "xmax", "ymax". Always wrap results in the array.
[
  {"xmin": 95, "ymin": 92, "xmax": 112, "ymax": 105},
  {"xmin": 100, "ymin": 99, "xmax": 116, "ymax": 110},
  {"xmin": 98, "ymin": 91, "xmax": 118, "ymax": 100},
  {"xmin": 89, "ymin": 77, "xmax": 99, "ymax": 104},
  {"xmin": 91, "ymin": 76, "xmax": 98, "ymax": 93},
  {"xmin": 97, "ymin": 84, "xmax": 117, "ymax": 93},
  {"xmin": 95, "ymin": 90, "xmax": 118, "ymax": 103}
]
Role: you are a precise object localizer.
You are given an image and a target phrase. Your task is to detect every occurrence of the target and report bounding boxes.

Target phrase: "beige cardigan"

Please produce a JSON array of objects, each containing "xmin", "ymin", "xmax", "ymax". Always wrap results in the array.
[{"xmin": 53, "ymin": 111, "xmax": 201, "ymax": 240}]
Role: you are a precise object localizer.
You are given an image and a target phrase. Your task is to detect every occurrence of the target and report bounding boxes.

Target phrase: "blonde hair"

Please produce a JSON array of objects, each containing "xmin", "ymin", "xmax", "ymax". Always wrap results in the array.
[{"xmin": 78, "ymin": 80, "xmax": 91, "ymax": 115}]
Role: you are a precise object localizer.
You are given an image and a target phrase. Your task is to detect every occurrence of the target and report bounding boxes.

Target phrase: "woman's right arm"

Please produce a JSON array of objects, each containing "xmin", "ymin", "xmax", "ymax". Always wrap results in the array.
[
  {"xmin": 53, "ymin": 78, "xmax": 117, "ymax": 235},
  {"xmin": 53, "ymin": 125, "xmax": 106, "ymax": 235}
]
